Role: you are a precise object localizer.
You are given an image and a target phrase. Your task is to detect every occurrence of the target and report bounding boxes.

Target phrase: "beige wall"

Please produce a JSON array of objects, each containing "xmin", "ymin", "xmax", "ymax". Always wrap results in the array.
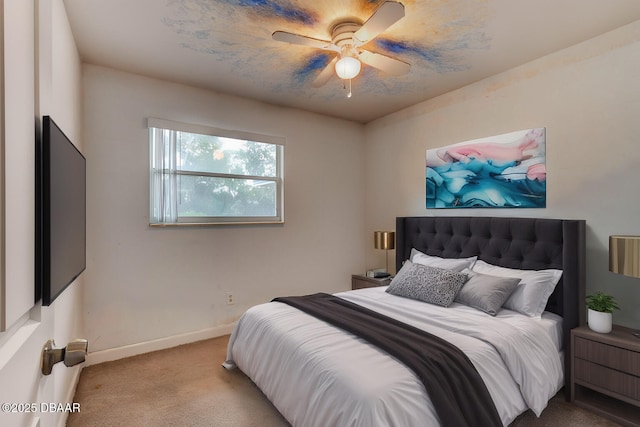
[
  {"xmin": 84, "ymin": 20, "xmax": 640, "ymax": 354},
  {"xmin": 364, "ymin": 21, "xmax": 640, "ymax": 328},
  {"xmin": 83, "ymin": 66, "xmax": 366, "ymax": 352},
  {"xmin": 47, "ymin": 0, "xmax": 86, "ymax": 409}
]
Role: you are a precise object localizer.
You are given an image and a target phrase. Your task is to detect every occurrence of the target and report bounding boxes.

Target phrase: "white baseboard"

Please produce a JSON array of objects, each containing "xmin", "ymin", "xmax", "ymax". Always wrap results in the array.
[
  {"xmin": 85, "ymin": 323, "xmax": 236, "ymax": 366},
  {"xmin": 57, "ymin": 366, "xmax": 83, "ymax": 427}
]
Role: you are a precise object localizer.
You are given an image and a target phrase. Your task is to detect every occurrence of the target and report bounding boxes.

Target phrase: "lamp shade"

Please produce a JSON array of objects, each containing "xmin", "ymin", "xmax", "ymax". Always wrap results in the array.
[
  {"xmin": 609, "ymin": 235, "xmax": 640, "ymax": 278},
  {"xmin": 374, "ymin": 231, "xmax": 395, "ymax": 250},
  {"xmin": 335, "ymin": 56, "xmax": 361, "ymax": 80}
]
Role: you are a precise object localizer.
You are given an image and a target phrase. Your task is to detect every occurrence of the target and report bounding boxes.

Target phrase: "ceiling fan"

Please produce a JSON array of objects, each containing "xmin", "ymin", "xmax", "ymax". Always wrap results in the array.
[{"xmin": 272, "ymin": 1, "xmax": 410, "ymax": 90}]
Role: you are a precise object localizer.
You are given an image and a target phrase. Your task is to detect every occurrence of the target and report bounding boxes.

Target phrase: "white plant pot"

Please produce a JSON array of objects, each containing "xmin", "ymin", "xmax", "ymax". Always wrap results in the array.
[{"xmin": 587, "ymin": 308, "xmax": 612, "ymax": 333}]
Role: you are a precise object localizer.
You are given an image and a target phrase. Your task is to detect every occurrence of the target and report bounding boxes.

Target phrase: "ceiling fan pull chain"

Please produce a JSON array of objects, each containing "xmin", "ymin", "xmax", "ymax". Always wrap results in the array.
[{"xmin": 348, "ymin": 79, "xmax": 353, "ymax": 98}]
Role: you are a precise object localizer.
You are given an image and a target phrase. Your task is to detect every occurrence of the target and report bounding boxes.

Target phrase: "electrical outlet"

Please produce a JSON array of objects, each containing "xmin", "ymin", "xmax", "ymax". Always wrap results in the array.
[{"xmin": 226, "ymin": 292, "xmax": 234, "ymax": 305}]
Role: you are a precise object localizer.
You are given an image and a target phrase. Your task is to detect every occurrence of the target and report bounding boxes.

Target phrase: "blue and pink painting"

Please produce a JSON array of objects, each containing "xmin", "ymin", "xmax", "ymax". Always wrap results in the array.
[{"xmin": 426, "ymin": 128, "xmax": 546, "ymax": 209}]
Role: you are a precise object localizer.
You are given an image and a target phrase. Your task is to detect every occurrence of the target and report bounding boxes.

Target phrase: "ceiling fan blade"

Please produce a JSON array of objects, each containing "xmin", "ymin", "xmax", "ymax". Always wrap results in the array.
[
  {"xmin": 312, "ymin": 57, "xmax": 338, "ymax": 87},
  {"xmin": 272, "ymin": 31, "xmax": 339, "ymax": 52},
  {"xmin": 353, "ymin": 1, "xmax": 405, "ymax": 46},
  {"xmin": 358, "ymin": 50, "xmax": 410, "ymax": 76}
]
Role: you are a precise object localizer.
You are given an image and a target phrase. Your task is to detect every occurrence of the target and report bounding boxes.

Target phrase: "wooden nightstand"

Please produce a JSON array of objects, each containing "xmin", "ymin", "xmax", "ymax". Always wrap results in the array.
[
  {"xmin": 570, "ymin": 325, "xmax": 640, "ymax": 426},
  {"xmin": 351, "ymin": 274, "xmax": 392, "ymax": 290}
]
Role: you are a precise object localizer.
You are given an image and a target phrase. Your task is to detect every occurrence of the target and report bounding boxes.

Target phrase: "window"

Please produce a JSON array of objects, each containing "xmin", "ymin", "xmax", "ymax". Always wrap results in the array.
[{"xmin": 148, "ymin": 118, "xmax": 284, "ymax": 225}]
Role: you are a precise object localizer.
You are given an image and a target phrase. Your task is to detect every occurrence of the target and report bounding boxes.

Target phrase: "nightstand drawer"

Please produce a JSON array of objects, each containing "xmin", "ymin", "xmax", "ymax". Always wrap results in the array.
[
  {"xmin": 571, "ymin": 326, "xmax": 640, "ymax": 425},
  {"xmin": 574, "ymin": 358, "xmax": 640, "ymax": 402},
  {"xmin": 351, "ymin": 274, "xmax": 391, "ymax": 290},
  {"xmin": 575, "ymin": 336, "xmax": 640, "ymax": 376}
]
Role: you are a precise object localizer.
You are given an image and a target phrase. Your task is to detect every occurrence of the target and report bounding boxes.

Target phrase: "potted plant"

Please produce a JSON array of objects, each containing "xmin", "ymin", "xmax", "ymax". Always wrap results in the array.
[{"xmin": 585, "ymin": 291, "xmax": 620, "ymax": 333}]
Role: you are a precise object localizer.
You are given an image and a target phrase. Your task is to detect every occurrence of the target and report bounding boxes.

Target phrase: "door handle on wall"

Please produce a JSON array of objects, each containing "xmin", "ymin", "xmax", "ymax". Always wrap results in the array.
[{"xmin": 41, "ymin": 339, "xmax": 89, "ymax": 375}]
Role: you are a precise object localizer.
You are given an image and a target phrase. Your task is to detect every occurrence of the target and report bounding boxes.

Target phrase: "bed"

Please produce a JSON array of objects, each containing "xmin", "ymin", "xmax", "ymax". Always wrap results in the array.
[{"xmin": 224, "ymin": 216, "xmax": 586, "ymax": 427}]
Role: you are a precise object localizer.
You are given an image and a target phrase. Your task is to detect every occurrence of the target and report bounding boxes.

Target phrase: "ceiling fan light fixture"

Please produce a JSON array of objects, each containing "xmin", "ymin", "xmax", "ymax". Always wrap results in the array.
[
  {"xmin": 272, "ymin": 1, "xmax": 408, "ymax": 88},
  {"xmin": 335, "ymin": 56, "xmax": 361, "ymax": 80}
]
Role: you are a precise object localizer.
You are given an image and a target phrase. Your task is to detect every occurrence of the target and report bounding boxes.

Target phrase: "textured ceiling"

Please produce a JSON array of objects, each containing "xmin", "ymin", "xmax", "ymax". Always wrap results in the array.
[{"xmin": 63, "ymin": 0, "xmax": 640, "ymax": 123}]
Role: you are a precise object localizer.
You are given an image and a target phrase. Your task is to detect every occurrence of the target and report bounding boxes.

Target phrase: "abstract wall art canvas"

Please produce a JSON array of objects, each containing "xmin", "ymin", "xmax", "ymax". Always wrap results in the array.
[{"xmin": 426, "ymin": 128, "xmax": 546, "ymax": 209}]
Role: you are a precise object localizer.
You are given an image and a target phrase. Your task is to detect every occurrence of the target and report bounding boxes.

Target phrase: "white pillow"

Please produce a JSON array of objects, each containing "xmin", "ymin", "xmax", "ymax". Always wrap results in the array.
[
  {"xmin": 410, "ymin": 248, "xmax": 477, "ymax": 272},
  {"xmin": 471, "ymin": 260, "xmax": 563, "ymax": 317}
]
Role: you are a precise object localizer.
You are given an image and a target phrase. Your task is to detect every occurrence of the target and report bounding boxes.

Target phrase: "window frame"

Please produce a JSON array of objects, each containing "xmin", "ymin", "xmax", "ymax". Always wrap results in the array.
[{"xmin": 148, "ymin": 118, "xmax": 284, "ymax": 226}]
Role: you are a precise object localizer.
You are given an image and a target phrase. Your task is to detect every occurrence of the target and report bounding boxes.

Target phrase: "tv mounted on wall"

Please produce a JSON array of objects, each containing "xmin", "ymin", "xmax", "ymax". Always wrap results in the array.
[{"xmin": 36, "ymin": 116, "xmax": 86, "ymax": 306}]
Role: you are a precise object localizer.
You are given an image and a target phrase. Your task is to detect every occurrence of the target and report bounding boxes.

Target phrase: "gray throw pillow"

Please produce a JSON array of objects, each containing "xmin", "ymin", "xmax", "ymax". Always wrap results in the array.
[
  {"xmin": 455, "ymin": 269, "xmax": 520, "ymax": 316},
  {"xmin": 386, "ymin": 263, "xmax": 469, "ymax": 307}
]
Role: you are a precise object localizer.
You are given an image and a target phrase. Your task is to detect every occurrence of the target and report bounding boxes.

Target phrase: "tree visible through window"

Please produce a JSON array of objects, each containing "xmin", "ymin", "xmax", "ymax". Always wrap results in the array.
[{"xmin": 148, "ymin": 119, "xmax": 284, "ymax": 225}]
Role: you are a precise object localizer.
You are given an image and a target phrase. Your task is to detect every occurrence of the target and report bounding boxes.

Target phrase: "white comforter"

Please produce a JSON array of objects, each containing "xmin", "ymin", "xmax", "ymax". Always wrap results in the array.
[{"xmin": 224, "ymin": 286, "xmax": 564, "ymax": 427}]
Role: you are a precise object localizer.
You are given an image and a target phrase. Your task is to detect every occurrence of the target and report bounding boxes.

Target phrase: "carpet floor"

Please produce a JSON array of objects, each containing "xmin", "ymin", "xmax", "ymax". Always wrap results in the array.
[{"xmin": 67, "ymin": 335, "xmax": 620, "ymax": 427}]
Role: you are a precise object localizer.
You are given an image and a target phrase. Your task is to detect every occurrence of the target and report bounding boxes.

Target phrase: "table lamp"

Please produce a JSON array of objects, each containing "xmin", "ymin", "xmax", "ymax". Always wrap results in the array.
[
  {"xmin": 374, "ymin": 231, "xmax": 395, "ymax": 273},
  {"xmin": 609, "ymin": 235, "xmax": 640, "ymax": 338}
]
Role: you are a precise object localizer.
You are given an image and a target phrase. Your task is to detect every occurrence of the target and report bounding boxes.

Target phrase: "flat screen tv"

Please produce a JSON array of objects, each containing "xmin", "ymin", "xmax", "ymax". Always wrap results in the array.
[{"xmin": 36, "ymin": 116, "xmax": 86, "ymax": 306}]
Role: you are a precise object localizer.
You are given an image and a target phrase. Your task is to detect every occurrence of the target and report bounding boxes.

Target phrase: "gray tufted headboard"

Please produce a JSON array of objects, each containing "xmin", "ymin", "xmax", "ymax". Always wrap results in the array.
[{"xmin": 395, "ymin": 216, "xmax": 586, "ymax": 397}]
